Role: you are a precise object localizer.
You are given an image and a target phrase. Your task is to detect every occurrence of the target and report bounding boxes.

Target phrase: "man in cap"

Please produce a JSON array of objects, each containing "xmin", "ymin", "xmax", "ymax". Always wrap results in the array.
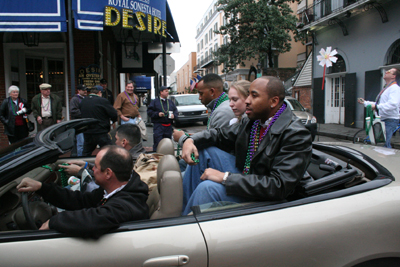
[
  {"xmin": 31, "ymin": 83, "xmax": 63, "ymax": 132},
  {"xmin": 114, "ymin": 80, "xmax": 141, "ymax": 125},
  {"xmin": 79, "ymin": 85, "xmax": 118, "ymax": 156},
  {"xmin": 147, "ymin": 86, "xmax": 178, "ymax": 151},
  {"xmin": 100, "ymin": 78, "xmax": 114, "ymax": 105},
  {"xmin": 70, "ymin": 84, "xmax": 87, "ymax": 157}
]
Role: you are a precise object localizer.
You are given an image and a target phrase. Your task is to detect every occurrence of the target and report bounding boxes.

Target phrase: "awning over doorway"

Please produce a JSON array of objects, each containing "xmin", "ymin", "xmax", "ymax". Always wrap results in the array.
[
  {"xmin": 0, "ymin": 0, "xmax": 67, "ymax": 32},
  {"xmin": 72, "ymin": 0, "xmax": 179, "ymax": 42}
]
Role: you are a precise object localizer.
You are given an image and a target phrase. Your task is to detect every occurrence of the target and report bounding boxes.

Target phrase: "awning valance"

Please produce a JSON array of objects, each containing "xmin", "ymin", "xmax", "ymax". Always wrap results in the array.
[{"xmin": 0, "ymin": 0, "xmax": 67, "ymax": 32}]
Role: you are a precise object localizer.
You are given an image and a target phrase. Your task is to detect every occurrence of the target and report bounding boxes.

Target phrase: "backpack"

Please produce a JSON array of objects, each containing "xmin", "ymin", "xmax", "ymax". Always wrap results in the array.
[{"xmin": 133, "ymin": 153, "xmax": 163, "ymax": 192}]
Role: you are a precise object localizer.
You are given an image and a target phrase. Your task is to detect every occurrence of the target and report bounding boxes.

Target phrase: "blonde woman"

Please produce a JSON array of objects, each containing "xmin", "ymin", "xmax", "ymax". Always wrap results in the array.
[{"xmin": 228, "ymin": 80, "xmax": 251, "ymax": 125}]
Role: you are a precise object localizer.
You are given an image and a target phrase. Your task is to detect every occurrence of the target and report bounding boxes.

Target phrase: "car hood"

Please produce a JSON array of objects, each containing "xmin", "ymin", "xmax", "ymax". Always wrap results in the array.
[
  {"xmin": 292, "ymin": 110, "xmax": 314, "ymax": 122},
  {"xmin": 0, "ymin": 119, "xmax": 98, "ymax": 187},
  {"xmin": 176, "ymin": 105, "xmax": 207, "ymax": 112}
]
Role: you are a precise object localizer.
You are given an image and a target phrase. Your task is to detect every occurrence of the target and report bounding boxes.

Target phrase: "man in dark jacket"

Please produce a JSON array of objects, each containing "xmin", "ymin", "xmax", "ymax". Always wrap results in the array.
[
  {"xmin": 31, "ymin": 83, "xmax": 63, "ymax": 132},
  {"xmin": 70, "ymin": 84, "xmax": 87, "ymax": 157},
  {"xmin": 17, "ymin": 145, "xmax": 149, "ymax": 239},
  {"xmin": 179, "ymin": 76, "xmax": 312, "ymax": 215},
  {"xmin": 79, "ymin": 85, "xmax": 118, "ymax": 156},
  {"xmin": 147, "ymin": 86, "xmax": 178, "ymax": 151},
  {"xmin": 100, "ymin": 78, "xmax": 114, "ymax": 105},
  {"xmin": 0, "ymin": 85, "xmax": 31, "ymax": 143}
]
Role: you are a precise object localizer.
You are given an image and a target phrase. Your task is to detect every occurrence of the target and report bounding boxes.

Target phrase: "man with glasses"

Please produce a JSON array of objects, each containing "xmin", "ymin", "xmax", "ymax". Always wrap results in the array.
[{"xmin": 358, "ymin": 68, "xmax": 400, "ymax": 148}]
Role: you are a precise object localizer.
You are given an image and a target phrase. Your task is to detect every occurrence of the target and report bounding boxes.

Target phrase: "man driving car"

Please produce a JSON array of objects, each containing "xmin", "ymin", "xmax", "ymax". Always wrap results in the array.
[{"xmin": 17, "ymin": 145, "xmax": 149, "ymax": 238}]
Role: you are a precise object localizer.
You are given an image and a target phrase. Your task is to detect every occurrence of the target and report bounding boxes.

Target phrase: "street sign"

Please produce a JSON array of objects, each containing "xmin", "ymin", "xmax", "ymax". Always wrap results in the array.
[{"xmin": 154, "ymin": 54, "xmax": 175, "ymax": 75}]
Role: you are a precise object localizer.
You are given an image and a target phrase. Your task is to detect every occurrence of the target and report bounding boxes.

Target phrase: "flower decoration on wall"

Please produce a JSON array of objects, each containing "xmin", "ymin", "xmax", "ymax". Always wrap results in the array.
[{"xmin": 317, "ymin": 47, "xmax": 338, "ymax": 90}]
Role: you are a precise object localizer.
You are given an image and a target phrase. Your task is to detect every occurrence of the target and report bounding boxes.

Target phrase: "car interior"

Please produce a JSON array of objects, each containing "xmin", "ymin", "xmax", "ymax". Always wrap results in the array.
[{"xmin": 0, "ymin": 134, "xmax": 394, "ymax": 233}]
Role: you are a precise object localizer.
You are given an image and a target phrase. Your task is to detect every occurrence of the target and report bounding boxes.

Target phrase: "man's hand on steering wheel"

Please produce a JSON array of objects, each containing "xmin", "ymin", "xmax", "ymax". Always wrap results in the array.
[{"xmin": 17, "ymin": 177, "xmax": 42, "ymax": 192}]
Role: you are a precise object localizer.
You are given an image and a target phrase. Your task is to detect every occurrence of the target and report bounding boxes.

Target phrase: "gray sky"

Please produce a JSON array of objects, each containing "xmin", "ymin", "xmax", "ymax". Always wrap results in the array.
[{"xmin": 168, "ymin": 0, "xmax": 215, "ymax": 71}]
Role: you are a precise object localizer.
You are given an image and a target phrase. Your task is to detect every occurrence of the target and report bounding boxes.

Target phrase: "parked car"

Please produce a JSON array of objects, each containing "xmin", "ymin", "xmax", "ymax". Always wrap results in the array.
[
  {"xmin": 1, "ymin": 119, "xmax": 400, "ymax": 266},
  {"xmin": 285, "ymin": 96, "xmax": 317, "ymax": 140},
  {"xmin": 169, "ymin": 94, "xmax": 208, "ymax": 126}
]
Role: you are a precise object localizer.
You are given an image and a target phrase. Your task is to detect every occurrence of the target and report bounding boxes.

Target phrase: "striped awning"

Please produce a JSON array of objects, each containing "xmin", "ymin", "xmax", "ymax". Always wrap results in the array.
[{"xmin": 0, "ymin": 0, "xmax": 67, "ymax": 32}]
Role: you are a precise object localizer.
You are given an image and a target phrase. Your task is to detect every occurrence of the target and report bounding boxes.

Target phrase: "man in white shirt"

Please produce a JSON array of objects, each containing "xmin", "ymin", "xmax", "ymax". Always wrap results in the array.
[{"xmin": 358, "ymin": 68, "xmax": 400, "ymax": 148}]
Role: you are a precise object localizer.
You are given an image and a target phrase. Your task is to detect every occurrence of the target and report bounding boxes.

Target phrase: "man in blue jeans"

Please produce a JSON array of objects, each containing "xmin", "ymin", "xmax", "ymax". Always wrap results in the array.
[
  {"xmin": 179, "ymin": 77, "xmax": 312, "ymax": 215},
  {"xmin": 358, "ymin": 68, "xmax": 400, "ymax": 148}
]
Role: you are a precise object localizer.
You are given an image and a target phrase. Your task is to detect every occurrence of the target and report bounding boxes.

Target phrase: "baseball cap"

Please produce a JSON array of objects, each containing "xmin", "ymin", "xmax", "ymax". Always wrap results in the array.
[
  {"xmin": 160, "ymin": 86, "xmax": 171, "ymax": 91},
  {"xmin": 100, "ymin": 78, "xmax": 107, "ymax": 84},
  {"xmin": 94, "ymin": 85, "xmax": 104, "ymax": 92},
  {"xmin": 77, "ymin": 84, "xmax": 86, "ymax": 91}
]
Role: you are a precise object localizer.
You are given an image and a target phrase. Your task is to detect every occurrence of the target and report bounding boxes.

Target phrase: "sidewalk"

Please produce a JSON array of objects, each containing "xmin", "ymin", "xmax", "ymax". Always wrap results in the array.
[{"xmin": 316, "ymin": 123, "xmax": 400, "ymax": 149}]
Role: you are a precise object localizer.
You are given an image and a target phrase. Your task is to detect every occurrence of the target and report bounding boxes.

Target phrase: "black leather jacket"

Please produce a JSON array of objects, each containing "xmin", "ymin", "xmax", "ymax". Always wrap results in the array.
[
  {"xmin": 0, "ymin": 97, "xmax": 31, "ymax": 136},
  {"xmin": 192, "ymin": 107, "xmax": 312, "ymax": 201}
]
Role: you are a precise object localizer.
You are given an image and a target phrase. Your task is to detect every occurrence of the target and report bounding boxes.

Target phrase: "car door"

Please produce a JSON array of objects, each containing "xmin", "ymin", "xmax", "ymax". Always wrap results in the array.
[{"xmin": 0, "ymin": 217, "xmax": 207, "ymax": 266}]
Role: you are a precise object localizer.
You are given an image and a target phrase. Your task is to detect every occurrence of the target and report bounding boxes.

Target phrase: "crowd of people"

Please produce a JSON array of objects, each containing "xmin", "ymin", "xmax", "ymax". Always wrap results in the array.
[{"xmin": 8, "ymin": 70, "xmax": 400, "ymax": 238}]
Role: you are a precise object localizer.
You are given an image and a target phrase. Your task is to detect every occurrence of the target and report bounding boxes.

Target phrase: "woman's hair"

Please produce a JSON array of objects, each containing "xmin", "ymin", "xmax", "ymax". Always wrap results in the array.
[
  {"xmin": 8, "ymin": 85, "xmax": 19, "ymax": 94},
  {"xmin": 230, "ymin": 80, "xmax": 251, "ymax": 100}
]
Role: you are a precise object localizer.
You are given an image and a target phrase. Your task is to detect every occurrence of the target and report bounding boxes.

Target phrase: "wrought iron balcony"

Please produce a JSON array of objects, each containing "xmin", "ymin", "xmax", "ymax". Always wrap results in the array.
[{"xmin": 297, "ymin": 0, "xmax": 388, "ymax": 31}]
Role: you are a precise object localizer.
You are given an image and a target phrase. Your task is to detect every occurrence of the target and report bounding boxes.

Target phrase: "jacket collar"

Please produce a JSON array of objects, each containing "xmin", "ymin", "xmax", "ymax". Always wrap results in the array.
[{"xmin": 269, "ymin": 107, "xmax": 293, "ymax": 135}]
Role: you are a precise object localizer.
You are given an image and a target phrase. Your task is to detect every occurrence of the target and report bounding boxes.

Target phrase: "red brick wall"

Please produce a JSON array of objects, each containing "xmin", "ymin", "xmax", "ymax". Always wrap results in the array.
[{"xmin": 292, "ymin": 86, "xmax": 312, "ymax": 111}]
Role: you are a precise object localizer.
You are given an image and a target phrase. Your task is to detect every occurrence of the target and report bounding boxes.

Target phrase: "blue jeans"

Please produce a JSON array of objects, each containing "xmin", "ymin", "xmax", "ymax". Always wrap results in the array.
[
  {"xmin": 121, "ymin": 117, "xmax": 137, "ymax": 125},
  {"xmin": 383, "ymin": 119, "xmax": 399, "ymax": 148},
  {"xmin": 182, "ymin": 147, "xmax": 250, "ymax": 215},
  {"xmin": 76, "ymin": 133, "xmax": 84, "ymax": 157}
]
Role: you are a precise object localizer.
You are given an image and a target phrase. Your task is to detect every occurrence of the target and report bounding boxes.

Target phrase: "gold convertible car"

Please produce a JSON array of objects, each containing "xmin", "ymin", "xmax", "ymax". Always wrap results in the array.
[{"xmin": 0, "ymin": 119, "xmax": 399, "ymax": 267}]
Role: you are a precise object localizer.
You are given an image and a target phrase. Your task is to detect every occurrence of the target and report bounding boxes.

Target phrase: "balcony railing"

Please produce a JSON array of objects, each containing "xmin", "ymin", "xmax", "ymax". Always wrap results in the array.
[
  {"xmin": 194, "ymin": 55, "xmax": 216, "ymax": 72},
  {"xmin": 297, "ymin": 0, "xmax": 359, "ymax": 27}
]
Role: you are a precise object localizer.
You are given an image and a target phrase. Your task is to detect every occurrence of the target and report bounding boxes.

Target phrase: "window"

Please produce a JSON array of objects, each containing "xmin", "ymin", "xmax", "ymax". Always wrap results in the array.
[
  {"xmin": 205, "ymin": 34, "xmax": 208, "ymax": 45},
  {"xmin": 331, "ymin": 77, "xmax": 345, "ymax": 108},
  {"xmin": 214, "ymin": 43, "xmax": 218, "ymax": 51},
  {"xmin": 209, "ymin": 29, "xmax": 213, "ymax": 40},
  {"xmin": 201, "ymin": 40, "xmax": 203, "ymax": 50},
  {"xmin": 223, "ymin": 36, "xmax": 228, "ymax": 45},
  {"xmin": 386, "ymin": 39, "xmax": 400, "ymax": 65},
  {"xmin": 197, "ymin": 43, "xmax": 200, "ymax": 52},
  {"xmin": 327, "ymin": 55, "xmax": 346, "ymax": 74},
  {"xmin": 214, "ymin": 23, "xmax": 218, "ymax": 33}
]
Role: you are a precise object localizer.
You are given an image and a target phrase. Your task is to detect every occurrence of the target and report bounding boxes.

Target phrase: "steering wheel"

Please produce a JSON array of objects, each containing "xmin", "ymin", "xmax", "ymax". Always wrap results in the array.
[{"xmin": 21, "ymin": 192, "xmax": 38, "ymax": 230}]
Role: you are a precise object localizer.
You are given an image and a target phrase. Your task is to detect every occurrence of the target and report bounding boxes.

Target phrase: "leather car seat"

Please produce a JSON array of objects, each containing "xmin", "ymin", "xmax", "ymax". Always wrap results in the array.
[
  {"xmin": 146, "ymin": 154, "xmax": 183, "ymax": 219},
  {"xmin": 156, "ymin": 138, "xmax": 175, "ymax": 155}
]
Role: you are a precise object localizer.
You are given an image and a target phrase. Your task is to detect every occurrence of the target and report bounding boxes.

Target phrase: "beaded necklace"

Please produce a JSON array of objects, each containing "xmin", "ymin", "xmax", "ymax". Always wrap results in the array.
[
  {"xmin": 9, "ymin": 98, "xmax": 18, "ymax": 116},
  {"xmin": 125, "ymin": 91, "xmax": 137, "ymax": 106},
  {"xmin": 207, "ymin": 92, "xmax": 229, "ymax": 129},
  {"xmin": 40, "ymin": 96, "xmax": 51, "ymax": 111},
  {"xmin": 159, "ymin": 97, "xmax": 169, "ymax": 115},
  {"xmin": 242, "ymin": 103, "xmax": 287, "ymax": 175}
]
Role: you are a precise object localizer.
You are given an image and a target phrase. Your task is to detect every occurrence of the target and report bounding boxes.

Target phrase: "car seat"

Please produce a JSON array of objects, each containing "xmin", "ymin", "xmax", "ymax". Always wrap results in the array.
[
  {"xmin": 156, "ymin": 138, "xmax": 175, "ymax": 156},
  {"xmin": 146, "ymin": 154, "xmax": 183, "ymax": 219}
]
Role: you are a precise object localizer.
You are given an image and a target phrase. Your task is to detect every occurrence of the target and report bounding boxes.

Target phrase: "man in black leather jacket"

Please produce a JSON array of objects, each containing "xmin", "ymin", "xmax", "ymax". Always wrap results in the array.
[{"xmin": 180, "ymin": 76, "xmax": 312, "ymax": 215}]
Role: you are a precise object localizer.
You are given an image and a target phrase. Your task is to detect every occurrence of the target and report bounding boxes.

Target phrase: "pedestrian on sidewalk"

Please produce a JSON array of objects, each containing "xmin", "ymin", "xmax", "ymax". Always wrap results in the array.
[
  {"xmin": 79, "ymin": 86, "xmax": 118, "ymax": 156},
  {"xmin": 114, "ymin": 80, "xmax": 141, "ymax": 125},
  {"xmin": 70, "ymin": 84, "xmax": 87, "ymax": 157},
  {"xmin": 357, "ymin": 68, "xmax": 400, "ymax": 148},
  {"xmin": 147, "ymin": 86, "xmax": 178, "ymax": 151}
]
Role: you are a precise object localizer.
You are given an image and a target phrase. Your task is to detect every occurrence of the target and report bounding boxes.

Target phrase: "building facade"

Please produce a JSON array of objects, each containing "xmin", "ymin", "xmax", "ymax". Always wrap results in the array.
[
  {"xmin": 176, "ymin": 52, "xmax": 197, "ymax": 93},
  {"xmin": 298, "ymin": 0, "xmax": 397, "ymax": 127},
  {"xmin": 194, "ymin": 0, "xmax": 307, "ymax": 87}
]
